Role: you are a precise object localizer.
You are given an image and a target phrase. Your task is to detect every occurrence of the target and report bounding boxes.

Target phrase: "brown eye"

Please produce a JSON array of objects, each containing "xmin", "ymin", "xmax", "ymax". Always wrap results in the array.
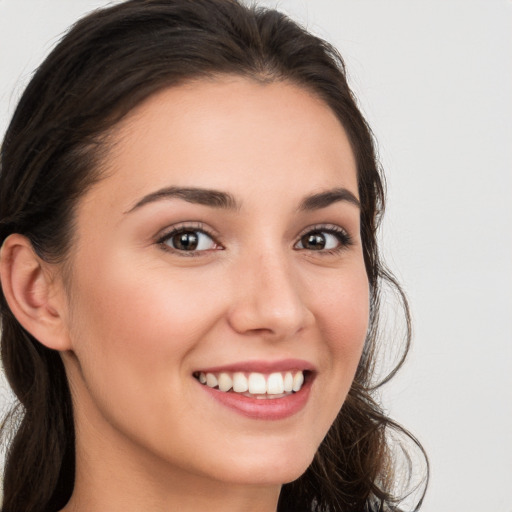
[
  {"xmin": 295, "ymin": 227, "xmax": 351, "ymax": 252},
  {"xmin": 300, "ymin": 232, "xmax": 328, "ymax": 250},
  {"xmin": 163, "ymin": 230, "xmax": 217, "ymax": 251}
]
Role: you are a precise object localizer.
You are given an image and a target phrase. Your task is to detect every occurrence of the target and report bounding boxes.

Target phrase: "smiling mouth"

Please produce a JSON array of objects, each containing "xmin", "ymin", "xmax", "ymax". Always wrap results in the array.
[{"xmin": 193, "ymin": 370, "xmax": 308, "ymax": 399}]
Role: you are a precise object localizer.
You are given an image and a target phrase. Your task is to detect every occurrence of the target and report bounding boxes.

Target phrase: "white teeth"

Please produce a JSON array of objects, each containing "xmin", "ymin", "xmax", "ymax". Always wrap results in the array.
[
  {"xmin": 205, "ymin": 373, "xmax": 218, "ymax": 388},
  {"xmin": 198, "ymin": 370, "xmax": 306, "ymax": 395},
  {"xmin": 292, "ymin": 371, "xmax": 304, "ymax": 392},
  {"xmin": 233, "ymin": 372, "xmax": 249, "ymax": 392},
  {"xmin": 283, "ymin": 372, "xmax": 293, "ymax": 392},
  {"xmin": 248, "ymin": 373, "xmax": 267, "ymax": 394},
  {"xmin": 218, "ymin": 373, "xmax": 233, "ymax": 392},
  {"xmin": 267, "ymin": 372, "xmax": 284, "ymax": 395}
]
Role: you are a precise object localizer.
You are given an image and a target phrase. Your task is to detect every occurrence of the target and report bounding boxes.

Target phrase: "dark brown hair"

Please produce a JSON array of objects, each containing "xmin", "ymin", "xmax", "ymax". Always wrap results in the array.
[{"xmin": 0, "ymin": 1, "xmax": 427, "ymax": 511}]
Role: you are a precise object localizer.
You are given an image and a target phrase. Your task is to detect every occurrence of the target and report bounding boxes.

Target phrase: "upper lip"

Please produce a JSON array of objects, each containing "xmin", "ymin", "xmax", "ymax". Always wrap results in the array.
[{"xmin": 195, "ymin": 358, "xmax": 316, "ymax": 374}]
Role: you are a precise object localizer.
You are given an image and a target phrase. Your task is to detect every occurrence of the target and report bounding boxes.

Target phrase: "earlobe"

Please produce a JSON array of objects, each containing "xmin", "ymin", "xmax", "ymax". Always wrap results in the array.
[{"xmin": 0, "ymin": 233, "xmax": 71, "ymax": 351}]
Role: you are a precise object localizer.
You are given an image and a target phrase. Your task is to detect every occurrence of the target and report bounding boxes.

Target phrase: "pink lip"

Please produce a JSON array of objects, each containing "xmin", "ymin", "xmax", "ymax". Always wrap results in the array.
[
  {"xmin": 194, "ymin": 359, "xmax": 316, "ymax": 421},
  {"xmin": 199, "ymin": 383, "xmax": 313, "ymax": 420},
  {"xmin": 195, "ymin": 358, "xmax": 316, "ymax": 374}
]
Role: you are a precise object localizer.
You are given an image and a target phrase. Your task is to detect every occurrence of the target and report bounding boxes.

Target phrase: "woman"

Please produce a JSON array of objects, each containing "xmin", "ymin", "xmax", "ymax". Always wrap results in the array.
[{"xmin": 0, "ymin": 1, "xmax": 427, "ymax": 511}]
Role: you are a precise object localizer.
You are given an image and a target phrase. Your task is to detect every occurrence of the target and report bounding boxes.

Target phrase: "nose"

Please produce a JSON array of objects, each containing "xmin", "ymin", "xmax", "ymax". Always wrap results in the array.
[{"xmin": 227, "ymin": 249, "xmax": 312, "ymax": 340}]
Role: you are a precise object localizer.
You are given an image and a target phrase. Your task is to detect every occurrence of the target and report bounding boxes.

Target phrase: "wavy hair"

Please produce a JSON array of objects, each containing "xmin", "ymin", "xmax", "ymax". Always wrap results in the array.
[{"xmin": 0, "ymin": 1, "xmax": 428, "ymax": 510}]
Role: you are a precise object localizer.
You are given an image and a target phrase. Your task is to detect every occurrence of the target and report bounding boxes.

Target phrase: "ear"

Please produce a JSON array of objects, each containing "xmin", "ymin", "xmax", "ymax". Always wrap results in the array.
[{"xmin": 0, "ymin": 233, "xmax": 72, "ymax": 351}]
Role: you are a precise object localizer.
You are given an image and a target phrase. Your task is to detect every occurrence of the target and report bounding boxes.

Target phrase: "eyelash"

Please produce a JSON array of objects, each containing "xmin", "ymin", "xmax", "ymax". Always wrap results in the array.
[{"xmin": 156, "ymin": 223, "xmax": 353, "ymax": 256}]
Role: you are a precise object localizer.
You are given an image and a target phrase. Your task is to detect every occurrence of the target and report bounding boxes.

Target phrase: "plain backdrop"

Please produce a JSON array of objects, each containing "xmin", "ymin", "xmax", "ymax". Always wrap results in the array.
[{"xmin": 1, "ymin": 1, "xmax": 511, "ymax": 511}]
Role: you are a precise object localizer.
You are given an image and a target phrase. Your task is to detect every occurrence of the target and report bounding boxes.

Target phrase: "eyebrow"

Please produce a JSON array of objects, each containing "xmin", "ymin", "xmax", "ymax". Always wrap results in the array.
[
  {"xmin": 125, "ymin": 185, "xmax": 360, "ymax": 214},
  {"xmin": 125, "ymin": 186, "xmax": 240, "ymax": 213},
  {"xmin": 298, "ymin": 188, "xmax": 360, "ymax": 211}
]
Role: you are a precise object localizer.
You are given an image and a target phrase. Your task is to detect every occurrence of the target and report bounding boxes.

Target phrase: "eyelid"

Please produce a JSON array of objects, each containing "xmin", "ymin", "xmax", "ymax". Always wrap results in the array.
[{"xmin": 296, "ymin": 223, "xmax": 351, "ymax": 239}]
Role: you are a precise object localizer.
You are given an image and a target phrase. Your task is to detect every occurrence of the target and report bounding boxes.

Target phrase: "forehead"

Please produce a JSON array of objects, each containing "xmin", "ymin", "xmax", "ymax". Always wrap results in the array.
[{"xmin": 85, "ymin": 77, "xmax": 358, "ymax": 213}]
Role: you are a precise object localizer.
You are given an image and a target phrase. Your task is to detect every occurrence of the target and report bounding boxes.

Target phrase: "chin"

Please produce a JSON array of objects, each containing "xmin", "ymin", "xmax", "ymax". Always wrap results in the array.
[{"xmin": 207, "ymin": 443, "xmax": 317, "ymax": 487}]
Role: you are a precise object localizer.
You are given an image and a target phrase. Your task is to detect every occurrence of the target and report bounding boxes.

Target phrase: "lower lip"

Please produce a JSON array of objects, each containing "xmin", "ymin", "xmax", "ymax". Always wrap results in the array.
[{"xmin": 197, "ymin": 376, "xmax": 313, "ymax": 421}]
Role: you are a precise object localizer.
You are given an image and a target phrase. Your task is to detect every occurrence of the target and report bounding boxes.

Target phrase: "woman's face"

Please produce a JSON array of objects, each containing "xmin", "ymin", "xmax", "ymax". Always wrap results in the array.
[{"xmin": 60, "ymin": 77, "xmax": 369, "ymax": 487}]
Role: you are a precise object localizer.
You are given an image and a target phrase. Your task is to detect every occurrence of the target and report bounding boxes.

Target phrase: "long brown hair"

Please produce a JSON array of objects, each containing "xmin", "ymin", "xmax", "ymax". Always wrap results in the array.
[{"xmin": 0, "ymin": 1, "xmax": 428, "ymax": 510}]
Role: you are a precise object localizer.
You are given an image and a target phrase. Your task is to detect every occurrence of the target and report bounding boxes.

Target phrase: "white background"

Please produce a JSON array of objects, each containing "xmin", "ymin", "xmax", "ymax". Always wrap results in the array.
[{"xmin": 1, "ymin": 1, "xmax": 511, "ymax": 511}]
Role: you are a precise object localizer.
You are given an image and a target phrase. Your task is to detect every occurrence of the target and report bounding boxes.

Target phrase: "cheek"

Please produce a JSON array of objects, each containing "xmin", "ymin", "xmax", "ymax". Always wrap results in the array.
[
  {"xmin": 311, "ymin": 265, "xmax": 369, "ymax": 407},
  {"xmin": 70, "ymin": 256, "xmax": 219, "ymax": 354},
  {"xmin": 315, "ymin": 263, "xmax": 369, "ymax": 350},
  {"xmin": 64, "ymin": 259, "xmax": 232, "ymax": 460},
  {"xmin": 64, "ymin": 255, "xmax": 223, "ymax": 414}
]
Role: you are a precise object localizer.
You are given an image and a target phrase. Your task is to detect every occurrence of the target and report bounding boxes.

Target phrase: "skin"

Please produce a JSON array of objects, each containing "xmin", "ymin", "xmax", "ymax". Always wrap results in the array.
[{"xmin": 3, "ymin": 77, "xmax": 370, "ymax": 512}]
